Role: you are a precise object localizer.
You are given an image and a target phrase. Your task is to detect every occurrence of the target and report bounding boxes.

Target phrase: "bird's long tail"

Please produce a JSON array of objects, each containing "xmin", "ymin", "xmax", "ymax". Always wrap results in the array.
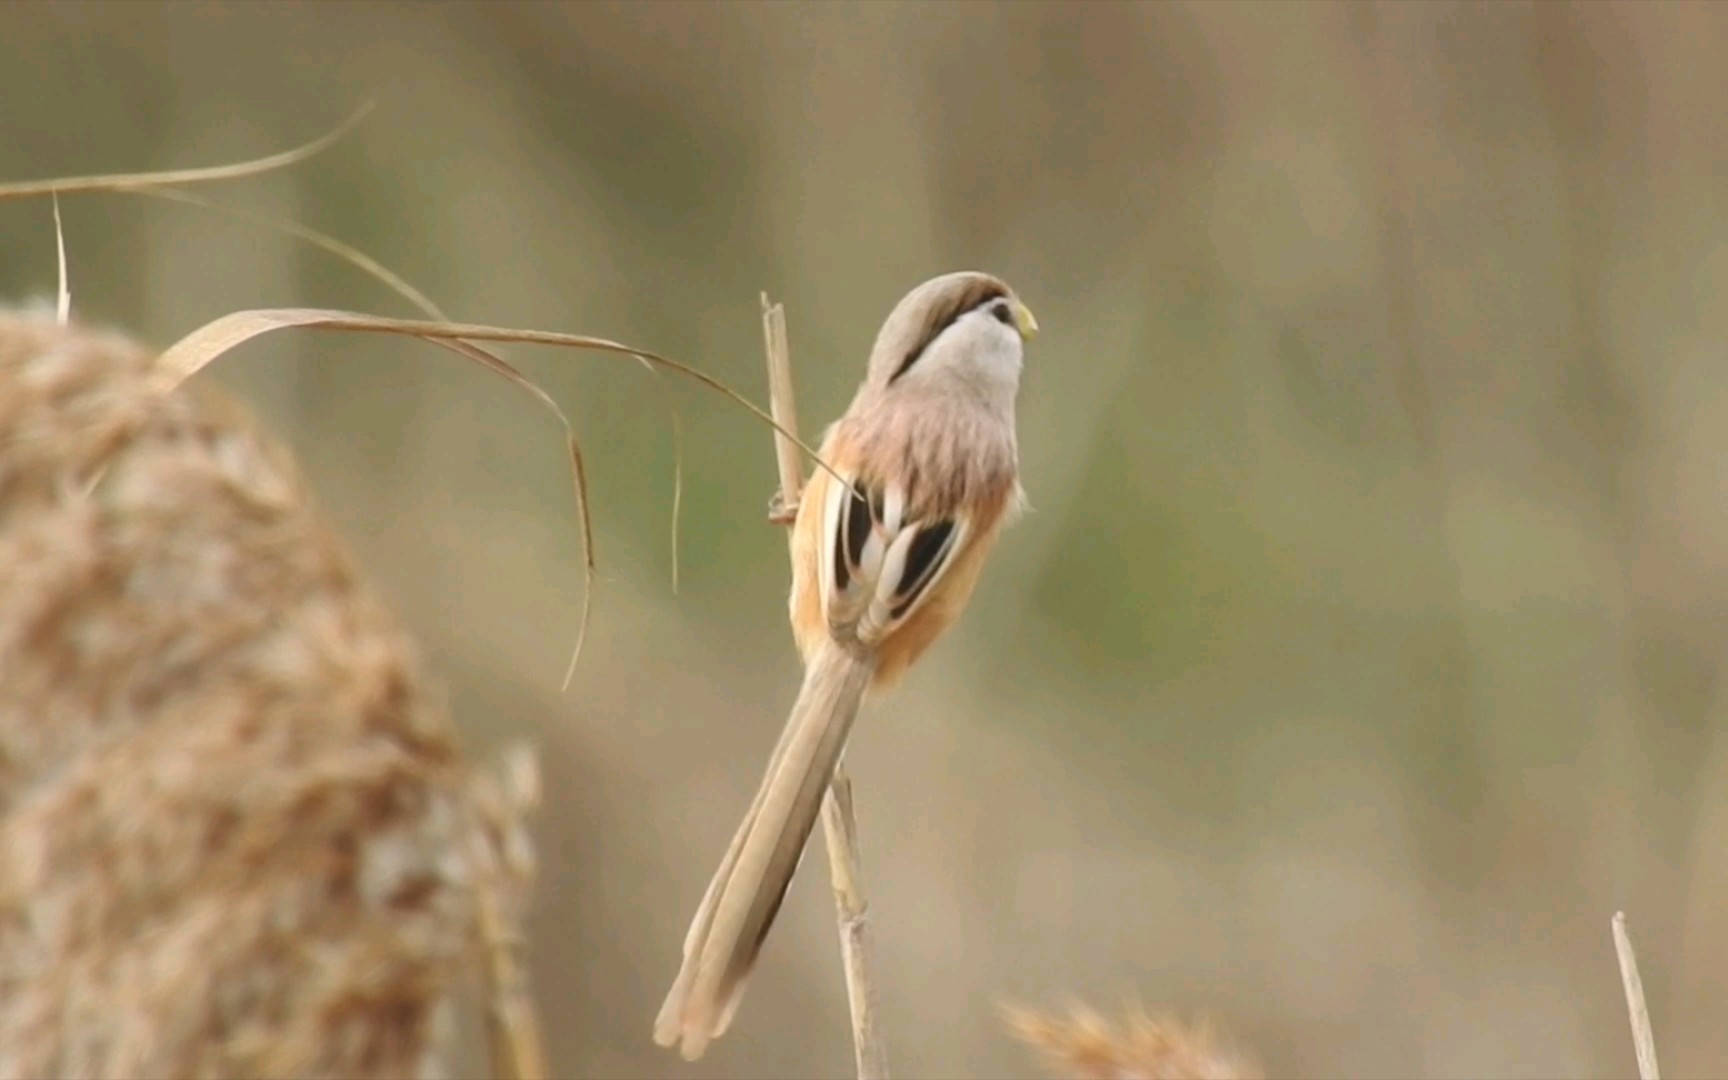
[{"xmin": 654, "ymin": 639, "xmax": 875, "ymax": 1060}]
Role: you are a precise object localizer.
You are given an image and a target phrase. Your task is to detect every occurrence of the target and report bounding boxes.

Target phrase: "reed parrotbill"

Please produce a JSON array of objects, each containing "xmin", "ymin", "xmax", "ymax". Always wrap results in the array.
[{"xmin": 655, "ymin": 271, "xmax": 1038, "ymax": 1059}]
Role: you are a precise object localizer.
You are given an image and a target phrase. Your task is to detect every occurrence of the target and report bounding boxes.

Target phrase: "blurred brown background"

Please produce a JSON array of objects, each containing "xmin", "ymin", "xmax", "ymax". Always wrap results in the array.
[{"xmin": 4, "ymin": 2, "xmax": 1728, "ymax": 1077}]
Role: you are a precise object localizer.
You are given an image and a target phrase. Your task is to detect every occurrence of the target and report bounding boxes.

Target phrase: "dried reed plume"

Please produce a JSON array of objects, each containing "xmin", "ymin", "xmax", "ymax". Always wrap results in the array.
[
  {"xmin": 1005, "ymin": 1003, "xmax": 1262, "ymax": 1080},
  {"xmin": 0, "ymin": 310, "xmax": 529, "ymax": 1079}
]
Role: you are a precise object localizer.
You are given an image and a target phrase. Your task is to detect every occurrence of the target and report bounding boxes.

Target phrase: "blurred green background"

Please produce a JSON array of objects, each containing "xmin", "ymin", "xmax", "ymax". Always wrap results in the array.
[{"xmin": 5, "ymin": 2, "xmax": 1728, "ymax": 1076}]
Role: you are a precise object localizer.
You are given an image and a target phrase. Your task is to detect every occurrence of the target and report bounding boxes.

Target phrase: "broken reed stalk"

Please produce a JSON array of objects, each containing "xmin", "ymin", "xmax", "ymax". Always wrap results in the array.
[
  {"xmin": 1613, "ymin": 911, "xmax": 1661, "ymax": 1080},
  {"xmin": 759, "ymin": 293, "xmax": 890, "ymax": 1080},
  {"xmin": 763, "ymin": 298, "xmax": 801, "ymax": 526}
]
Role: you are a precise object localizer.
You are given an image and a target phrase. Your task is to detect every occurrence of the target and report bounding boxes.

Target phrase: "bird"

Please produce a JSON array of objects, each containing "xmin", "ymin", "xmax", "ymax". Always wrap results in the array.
[{"xmin": 653, "ymin": 270, "xmax": 1038, "ymax": 1060}]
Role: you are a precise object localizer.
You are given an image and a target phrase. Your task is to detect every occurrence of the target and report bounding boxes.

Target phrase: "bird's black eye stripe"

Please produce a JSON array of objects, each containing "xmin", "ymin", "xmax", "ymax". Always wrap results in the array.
[{"xmin": 890, "ymin": 284, "xmax": 1010, "ymax": 383}]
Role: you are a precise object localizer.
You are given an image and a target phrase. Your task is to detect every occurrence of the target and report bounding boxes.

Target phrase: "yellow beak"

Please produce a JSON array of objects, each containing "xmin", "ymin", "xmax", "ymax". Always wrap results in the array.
[{"xmin": 1014, "ymin": 301, "xmax": 1039, "ymax": 340}]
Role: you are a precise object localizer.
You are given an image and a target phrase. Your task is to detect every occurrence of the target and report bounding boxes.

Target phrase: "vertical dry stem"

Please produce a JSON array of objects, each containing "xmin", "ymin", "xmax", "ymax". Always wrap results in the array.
[
  {"xmin": 819, "ymin": 773, "xmax": 889, "ymax": 1080},
  {"xmin": 763, "ymin": 296, "xmax": 802, "ymax": 525},
  {"xmin": 470, "ymin": 743, "xmax": 547, "ymax": 1080},
  {"xmin": 759, "ymin": 293, "xmax": 890, "ymax": 1080},
  {"xmin": 1612, "ymin": 911, "xmax": 1661, "ymax": 1080}
]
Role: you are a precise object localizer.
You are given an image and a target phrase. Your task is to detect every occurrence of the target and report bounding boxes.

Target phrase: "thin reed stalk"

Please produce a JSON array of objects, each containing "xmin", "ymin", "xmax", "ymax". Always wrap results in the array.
[{"xmin": 759, "ymin": 293, "xmax": 890, "ymax": 1080}]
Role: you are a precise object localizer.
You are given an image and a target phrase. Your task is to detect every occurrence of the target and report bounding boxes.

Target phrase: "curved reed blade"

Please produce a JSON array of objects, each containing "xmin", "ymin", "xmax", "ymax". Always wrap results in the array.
[
  {"xmin": 0, "ymin": 103, "xmax": 374, "ymax": 200},
  {"xmin": 152, "ymin": 307, "xmax": 836, "ymax": 690}
]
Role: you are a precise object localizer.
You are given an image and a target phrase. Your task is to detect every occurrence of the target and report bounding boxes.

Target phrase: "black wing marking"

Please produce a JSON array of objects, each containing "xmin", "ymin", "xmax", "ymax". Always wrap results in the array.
[
  {"xmin": 826, "ymin": 472, "xmax": 969, "ymax": 644},
  {"xmin": 890, "ymin": 520, "xmax": 956, "ymax": 619},
  {"xmin": 834, "ymin": 482, "xmax": 872, "ymax": 593}
]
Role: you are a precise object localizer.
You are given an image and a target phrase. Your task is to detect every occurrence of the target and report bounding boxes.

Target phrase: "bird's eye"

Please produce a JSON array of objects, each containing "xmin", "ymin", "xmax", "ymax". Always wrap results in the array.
[{"xmin": 989, "ymin": 302, "xmax": 1014, "ymax": 327}]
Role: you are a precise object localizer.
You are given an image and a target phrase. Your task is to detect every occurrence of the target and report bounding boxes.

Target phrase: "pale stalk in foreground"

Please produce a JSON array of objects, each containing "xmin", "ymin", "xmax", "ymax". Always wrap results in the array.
[{"xmin": 1612, "ymin": 911, "xmax": 1660, "ymax": 1080}]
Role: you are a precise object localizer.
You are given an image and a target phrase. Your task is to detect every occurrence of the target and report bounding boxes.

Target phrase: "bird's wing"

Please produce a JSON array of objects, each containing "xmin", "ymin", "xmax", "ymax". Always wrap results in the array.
[{"xmin": 819, "ymin": 470, "xmax": 969, "ymax": 650}]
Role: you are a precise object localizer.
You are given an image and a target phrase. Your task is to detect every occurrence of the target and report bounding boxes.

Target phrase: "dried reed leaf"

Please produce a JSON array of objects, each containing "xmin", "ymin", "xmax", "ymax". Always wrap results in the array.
[
  {"xmin": 152, "ymin": 307, "xmax": 814, "ymax": 453},
  {"xmin": 28, "ymin": 163, "xmax": 692, "ymax": 617},
  {"xmin": 667, "ymin": 397, "xmax": 686, "ymax": 593},
  {"xmin": 130, "ymin": 186, "xmax": 445, "ymax": 318},
  {"xmin": 118, "ymin": 192, "xmax": 617, "ymax": 682},
  {"xmin": 1004, "ymin": 1003, "xmax": 1262, "ymax": 1080},
  {"xmin": 153, "ymin": 308, "xmax": 598, "ymax": 687},
  {"xmin": 153, "ymin": 307, "xmax": 835, "ymax": 688},
  {"xmin": 0, "ymin": 103, "xmax": 372, "ymax": 200},
  {"xmin": 52, "ymin": 194, "xmax": 69, "ymax": 324},
  {"xmin": 0, "ymin": 311, "xmax": 488, "ymax": 1079},
  {"xmin": 627, "ymin": 357, "xmax": 686, "ymax": 594},
  {"xmin": 134, "ymin": 190, "xmax": 688, "ymax": 600}
]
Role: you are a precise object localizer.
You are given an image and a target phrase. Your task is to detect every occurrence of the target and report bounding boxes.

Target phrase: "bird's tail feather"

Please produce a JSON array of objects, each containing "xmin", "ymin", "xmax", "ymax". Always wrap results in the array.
[{"xmin": 654, "ymin": 640, "xmax": 875, "ymax": 1060}]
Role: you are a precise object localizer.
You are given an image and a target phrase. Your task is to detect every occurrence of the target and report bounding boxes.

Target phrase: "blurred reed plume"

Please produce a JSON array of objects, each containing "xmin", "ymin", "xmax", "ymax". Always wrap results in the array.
[
  {"xmin": 0, "ymin": 310, "xmax": 532, "ymax": 1079},
  {"xmin": 1006, "ymin": 1003, "xmax": 1261, "ymax": 1080}
]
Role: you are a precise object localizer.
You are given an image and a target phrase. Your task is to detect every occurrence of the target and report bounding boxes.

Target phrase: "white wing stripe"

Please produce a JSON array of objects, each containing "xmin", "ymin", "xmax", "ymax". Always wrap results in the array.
[
  {"xmin": 881, "ymin": 484, "xmax": 905, "ymax": 536},
  {"xmin": 857, "ymin": 527, "xmax": 918, "ymax": 645}
]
